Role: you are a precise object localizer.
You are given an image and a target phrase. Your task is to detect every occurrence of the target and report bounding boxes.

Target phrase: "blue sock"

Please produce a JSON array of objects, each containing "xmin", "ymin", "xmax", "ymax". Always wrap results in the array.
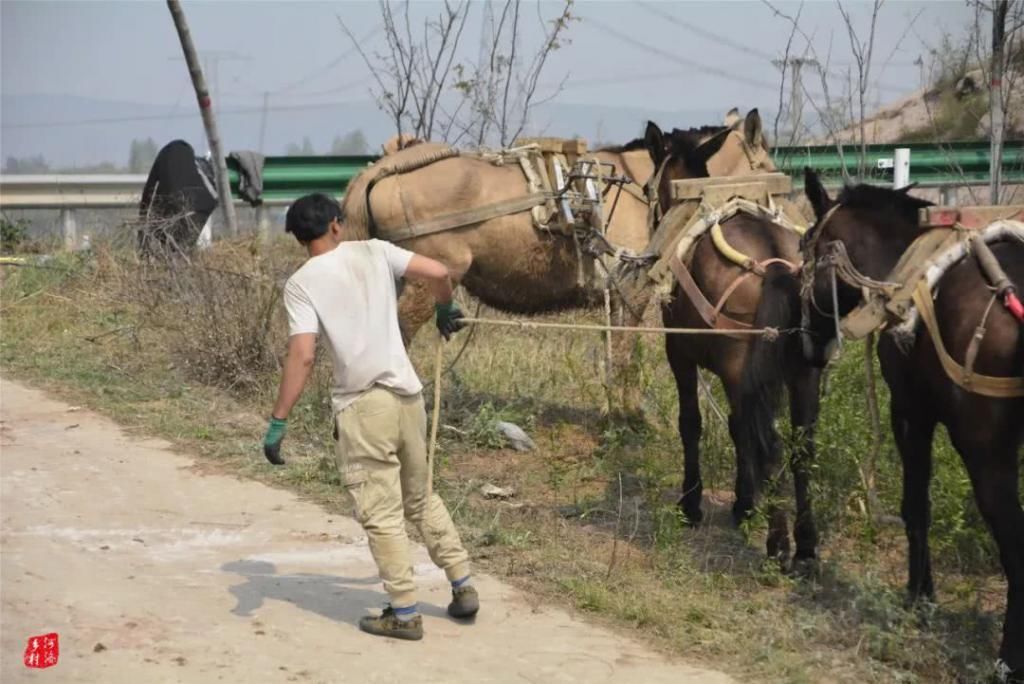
[
  {"xmin": 392, "ymin": 603, "xmax": 419, "ymax": 622},
  {"xmin": 451, "ymin": 575, "xmax": 472, "ymax": 589}
]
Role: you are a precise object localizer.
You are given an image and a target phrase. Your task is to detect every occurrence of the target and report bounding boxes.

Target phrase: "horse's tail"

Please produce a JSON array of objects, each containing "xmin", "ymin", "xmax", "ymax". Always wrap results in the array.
[{"xmin": 739, "ymin": 263, "xmax": 802, "ymax": 481}]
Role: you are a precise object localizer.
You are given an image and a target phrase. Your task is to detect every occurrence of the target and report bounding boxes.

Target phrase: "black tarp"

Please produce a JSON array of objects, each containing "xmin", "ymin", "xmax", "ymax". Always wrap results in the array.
[{"xmin": 138, "ymin": 140, "xmax": 217, "ymax": 258}]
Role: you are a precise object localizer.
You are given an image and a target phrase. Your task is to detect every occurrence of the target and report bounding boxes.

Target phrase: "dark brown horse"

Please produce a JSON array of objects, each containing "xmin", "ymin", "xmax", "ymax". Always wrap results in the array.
[
  {"xmin": 644, "ymin": 117, "xmax": 823, "ymax": 567},
  {"xmin": 796, "ymin": 168, "xmax": 1023, "ymax": 679}
]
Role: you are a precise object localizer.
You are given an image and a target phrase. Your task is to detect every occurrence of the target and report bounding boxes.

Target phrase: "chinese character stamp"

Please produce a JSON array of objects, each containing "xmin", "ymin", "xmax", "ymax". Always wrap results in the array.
[{"xmin": 23, "ymin": 632, "xmax": 59, "ymax": 669}]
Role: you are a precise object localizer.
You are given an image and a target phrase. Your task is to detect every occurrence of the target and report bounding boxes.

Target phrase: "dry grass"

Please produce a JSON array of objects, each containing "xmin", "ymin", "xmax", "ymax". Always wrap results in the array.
[{"xmin": 0, "ymin": 233, "xmax": 1012, "ymax": 683}]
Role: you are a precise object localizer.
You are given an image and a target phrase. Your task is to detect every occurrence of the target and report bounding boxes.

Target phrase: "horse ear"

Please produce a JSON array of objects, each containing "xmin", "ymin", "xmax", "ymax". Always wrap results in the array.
[
  {"xmin": 644, "ymin": 121, "xmax": 666, "ymax": 165},
  {"xmin": 803, "ymin": 167, "xmax": 832, "ymax": 219},
  {"xmin": 897, "ymin": 181, "xmax": 919, "ymax": 193},
  {"xmin": 724, "ymin": 108, "xmax": 741, "ymax": 128},
  {"xmin": 744, "ymin": 108, "xmax": 763, "ymax": 147},
  {"xmin": 691, "ymin": 128, "xmax": 730, "ymax": 172}
]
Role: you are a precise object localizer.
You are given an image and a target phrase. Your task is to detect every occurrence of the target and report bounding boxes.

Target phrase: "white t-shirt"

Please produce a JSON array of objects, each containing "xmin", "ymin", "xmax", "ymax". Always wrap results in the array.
[{"xmin": 283, "ymin": 239, "xmax": 422, "ymax": 410}]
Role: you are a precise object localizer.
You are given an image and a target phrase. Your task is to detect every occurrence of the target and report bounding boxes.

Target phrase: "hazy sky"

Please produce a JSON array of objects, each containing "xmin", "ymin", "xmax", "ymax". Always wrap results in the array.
[{"xmin": 1, "ymin": 0, "xmax": 974, "ymax": 163}]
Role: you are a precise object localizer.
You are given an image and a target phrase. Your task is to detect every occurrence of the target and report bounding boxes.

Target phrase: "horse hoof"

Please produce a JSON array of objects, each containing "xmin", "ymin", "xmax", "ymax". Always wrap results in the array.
[
  {"xmin": 678, "ymin": 500, "xmax": 704, "ymax": 527},
  {"xmin": 731, "ymin": 500, "xmax": 754, "ymax": 527},
  {"xmin": 994, "ymin": 658, "xmax": 1023, "ymax": 683},
  {"xmin": 758, "ymin": 554, "xmax": 791, "ymax": 576},
  {"xmin": 788, "ymin": 556, "xmax": 820, "ymax": 580}
]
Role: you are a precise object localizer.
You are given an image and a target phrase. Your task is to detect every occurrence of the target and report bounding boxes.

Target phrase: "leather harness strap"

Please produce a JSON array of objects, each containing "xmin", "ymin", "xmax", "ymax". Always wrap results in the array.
[
  {"xmin": 712, "ymin": 271, "xmax": 757, "ymax": 321},
  {"xmin": 377, "ymin": 192, "xmax": 552, "ymax": 243},
  {"xmin": 912, "ymin": 280, "xmax": 1024, "ymax": 398},
  {"xmin": 668, "ymin": 252, "xmax": 754, "ymax": 338}
]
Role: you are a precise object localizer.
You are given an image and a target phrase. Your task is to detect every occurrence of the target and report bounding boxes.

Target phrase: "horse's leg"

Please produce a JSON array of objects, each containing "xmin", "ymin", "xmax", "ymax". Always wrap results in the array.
[
  {"xmin": 666, "ymin": 335, "xmax": 703, "ymax": 525},
  {"xmin": 396, "ymin": 279, "xmax": 437, "ymax": 346},
  {"xmin": 891, "ymin": 401, "xmax": 938, "ymax": 601},
  {"xmin": 607, "ymin": 282, "xmax": 655, "ymax": 424},
  {"xmin": 787, "ymin": 363, "xmax": 822, "ymax": 570},
  {"xmin": 949, "ymin": 421, "xmax": 1024, "ymax": 676},
  {"xmin": 726, "ymin": 409, "xmax": 757, "ymax": 526},
  {"xmin": 396, "ymin": 249, "xmax": 473, "ymax": 347},
  {"xmin": 722, "ymin": 358, "xmax": 757, "ymax": 526},
  {"xmin": 608, "ymin": 296, "xmax": 643, "ymax": 423}
]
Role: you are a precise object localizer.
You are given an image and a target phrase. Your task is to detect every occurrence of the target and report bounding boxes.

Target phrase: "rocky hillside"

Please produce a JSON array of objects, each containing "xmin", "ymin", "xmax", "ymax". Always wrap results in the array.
[{"xmin": 829, "ymin": 68, "xmax": 1022, "ymax": 144}]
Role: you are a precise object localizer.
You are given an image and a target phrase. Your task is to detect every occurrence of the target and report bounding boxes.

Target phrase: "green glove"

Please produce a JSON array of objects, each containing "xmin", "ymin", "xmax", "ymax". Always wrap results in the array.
[
  {"xmin": 263, "ymin": 417, "xmax": 287, "ymax": 465},
  {"xmin": 435, "ymin": 301, "xmax": 466, "ymax": 340}
]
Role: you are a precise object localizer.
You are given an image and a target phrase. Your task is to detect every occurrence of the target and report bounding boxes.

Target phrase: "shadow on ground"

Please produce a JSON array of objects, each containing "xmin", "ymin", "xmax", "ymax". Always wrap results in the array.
[{"xmin": 221, "ymin": 560, "xmax": 450, "ymax": 628}]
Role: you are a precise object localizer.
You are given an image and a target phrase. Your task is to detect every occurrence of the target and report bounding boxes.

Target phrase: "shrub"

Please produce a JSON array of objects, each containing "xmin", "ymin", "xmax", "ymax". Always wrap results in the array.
[{"xmin": 1, "ymin": 215, "xmax": 29, "ymax": 253}]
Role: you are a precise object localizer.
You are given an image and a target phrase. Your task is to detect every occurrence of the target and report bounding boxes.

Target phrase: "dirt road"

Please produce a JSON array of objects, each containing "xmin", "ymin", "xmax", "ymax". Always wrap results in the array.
[{"xmin": 0, "ymin": 379, "xmax": 732, "ymax": 683}]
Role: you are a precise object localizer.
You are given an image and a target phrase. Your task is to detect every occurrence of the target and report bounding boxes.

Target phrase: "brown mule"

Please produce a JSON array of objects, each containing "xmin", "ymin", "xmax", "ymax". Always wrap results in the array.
[
  {"xmin": 799, "ymin": 169, "xmax": 1024, "ymax": 680},
  {"xmin": 644, "ymin": 114, "xmax": 823, "ymax": 569}
]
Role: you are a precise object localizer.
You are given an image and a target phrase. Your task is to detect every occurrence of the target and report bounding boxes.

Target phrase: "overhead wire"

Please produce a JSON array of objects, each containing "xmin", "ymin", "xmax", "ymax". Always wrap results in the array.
[
  {"xmin": 584, "ymin": 17, "xmax": 778, "ymax": 93},
  {"xmin": 2, "ymin": 100, "xmax": 373, "ymax": 130},
  {"xmin": 265, "ymin": 25, "xmax": 382, "ymax": 96},
  {"xmin": 631, "ymin": 3, "xmax": 912, "ymax": 96}
]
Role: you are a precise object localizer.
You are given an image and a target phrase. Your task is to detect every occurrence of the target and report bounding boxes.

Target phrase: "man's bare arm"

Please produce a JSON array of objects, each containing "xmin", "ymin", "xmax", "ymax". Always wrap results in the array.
[
  {"xmin": 403, "ymin": 254, "xmax": 454, "ymax": 304},
  {"xmin": 271, "ymin": 333, "xmax": 317, "ymax": 420}
]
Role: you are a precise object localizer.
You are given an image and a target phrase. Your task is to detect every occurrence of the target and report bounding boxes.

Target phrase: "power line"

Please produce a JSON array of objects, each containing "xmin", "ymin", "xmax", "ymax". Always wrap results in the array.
[
  {"xmin": 1, "ymin": 99, "xmax": 370, "ymax": 130},
  {"xmin": 633, "ymin": 2, "xmax": 910, "ymax": 96},
  {"xmin": 637, "ymin": 2, "xmax": 776, "ymax": 62},
  {"xmin": 584, "ymin": 17, "xmax": 778, "ymax": 92},
  {"xmin": 556, "ymin": 70, "xmax": 697, "ymax": 91},
  {"xmin": 268, "ymin": 26, "xmax": 382, "ymax": 96}
]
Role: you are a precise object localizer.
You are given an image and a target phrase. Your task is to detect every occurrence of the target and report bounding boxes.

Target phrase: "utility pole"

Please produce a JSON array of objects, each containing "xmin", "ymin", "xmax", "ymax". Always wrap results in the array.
[
  {"xmin": 989, "ymin": 0, "xmax": 1008, "ymax": 205},
  {"xmin": 166, "ymin": 0, "xmax": 239, "ymax": 237},
  {"xmin": 170, "ymin": 50, "xmax": 249, "ymax": 122},
  {"xmin": 772, "ymin": 57, "xmax": 818, "ymax": 145}
]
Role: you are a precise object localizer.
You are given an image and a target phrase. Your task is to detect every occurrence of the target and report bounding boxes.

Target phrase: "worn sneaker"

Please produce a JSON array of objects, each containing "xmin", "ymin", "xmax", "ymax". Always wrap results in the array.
[
  {"xmin": 358, "ymin": 606, "xmax": 423, "ymax": 640},
  {"xmin": 447, "ymin": 585, "xmax": 480, "ymax": 619}
]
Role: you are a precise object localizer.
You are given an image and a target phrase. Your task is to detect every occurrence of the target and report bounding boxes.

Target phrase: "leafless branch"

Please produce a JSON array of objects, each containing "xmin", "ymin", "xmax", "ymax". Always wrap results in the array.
[
  {"xmin": 837, "ymin": 0, "xmax": 883, "ymax": 179},
  {"xmin": 772, "ymin": 1, "xmax": 804, "ymax": 147},
  {"xmin": 877, "ymin": 8, "xmax": 925, "ymax": 85}
]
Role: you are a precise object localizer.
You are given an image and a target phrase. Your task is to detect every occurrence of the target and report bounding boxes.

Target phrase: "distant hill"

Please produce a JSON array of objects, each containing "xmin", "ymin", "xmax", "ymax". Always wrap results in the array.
[
  {"xmin": 1, "ymin": 93, "xmax": 732, "ymax": 169},
  {"xmin": 828, "ymin": 67, "xmax": 1023, "ymax": 144}
]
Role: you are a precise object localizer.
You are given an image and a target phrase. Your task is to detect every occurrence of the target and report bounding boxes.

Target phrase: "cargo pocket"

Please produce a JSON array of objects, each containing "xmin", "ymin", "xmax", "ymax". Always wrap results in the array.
[{"xmin": 342, "ymin": 467, "xmax": 373, "ymax": 525}]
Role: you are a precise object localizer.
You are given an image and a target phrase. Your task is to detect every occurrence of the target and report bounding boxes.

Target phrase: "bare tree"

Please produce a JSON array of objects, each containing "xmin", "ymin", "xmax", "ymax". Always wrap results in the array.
[
  {"xmin": 763, "ymin": 0, "xmax": 923, "ymax": 183},
  {"xmin": 770, "ymin": 0, "xmax": 808, "ymax": 148},
  {"xmin": 450, "ymin": 0, "xmax": 574, "ymax": 147},
  {"xmin": 836, "ymin": 0, "xmax": 882, "ymax": 180},
  {"xmin": 340, "ymin": 1, "xmax": 470, "ymax": 143},
  {"xmin": 969, "ymin": 0, "xmax": 1024, "ymax": 203},
  {"xmin": 341, "ymin": 0, "xmax": 574, "ymax": 149},
  {"xmin": 912, "ymin": 1, "xmax": 1023, "ymax": 203}
]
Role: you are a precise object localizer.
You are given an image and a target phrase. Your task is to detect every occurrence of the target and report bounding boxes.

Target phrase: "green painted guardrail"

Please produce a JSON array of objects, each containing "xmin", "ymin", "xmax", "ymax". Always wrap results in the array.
[
  {"xmin": 226, "ymin": 155, "xmax": 377, "ymax": 202},
  {"xmin": 774, "ymin": 140, "xmax": 1024, "ymax": 187},
  {"xmin": 227, "ymin": 141, "xmax": 1023, "ymax": 201}
]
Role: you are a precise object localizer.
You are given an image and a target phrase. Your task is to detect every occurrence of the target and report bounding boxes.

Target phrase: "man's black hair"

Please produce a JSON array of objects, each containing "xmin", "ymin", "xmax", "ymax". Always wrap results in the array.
[{"xmin": 285, "ymin": 193, "xmax": 344, "ymax": 243}]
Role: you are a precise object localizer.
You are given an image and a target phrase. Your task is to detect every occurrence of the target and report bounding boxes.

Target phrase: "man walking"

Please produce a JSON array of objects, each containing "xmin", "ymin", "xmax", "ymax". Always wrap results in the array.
[{"xmin": 262, "ymin": 193, "xmax": 478, "ymax": 641}]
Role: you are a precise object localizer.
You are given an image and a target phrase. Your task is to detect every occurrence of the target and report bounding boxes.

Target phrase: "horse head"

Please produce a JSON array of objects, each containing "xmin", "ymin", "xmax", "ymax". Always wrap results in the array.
[
  {"xmin": 642, "ymin": 122, "xmax": 729, "ymax": 216},
  {"xmin": 707, "ymin": 108, "xmax": 776, "ymax": 177},
  {"xmin": 799, "ymin": 167, "xmax": 932, "ymax": 365}
]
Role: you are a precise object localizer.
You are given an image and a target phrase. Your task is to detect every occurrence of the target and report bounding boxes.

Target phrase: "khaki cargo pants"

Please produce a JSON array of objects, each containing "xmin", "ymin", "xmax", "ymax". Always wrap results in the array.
[{"xmin": 335, "ymin": 386, "xmax": 470, "ymax": 609}]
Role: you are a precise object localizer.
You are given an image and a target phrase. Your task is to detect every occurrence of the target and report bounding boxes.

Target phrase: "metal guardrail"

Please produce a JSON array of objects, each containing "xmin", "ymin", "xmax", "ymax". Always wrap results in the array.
[
  {"xmin": 0, "ymin": 174, "xmax": 295, "ymax": 209},
  {"xmin": 4, "ymin": 141, "xmax": 1021, "ymax": 210},
  {"xmin": 0, "ymin": 174, "xmax": 148, "ymax": 209},
  {"xmin": 226, "ymin": 155, "xmax": 376, "ymax": 202},
  {"xmin": 773, "ymin": 140, "xmax": 1024, "ymax": 187},
  {"xmin": 2, "ymin": 141, "xmax": 1021, "ymax": 249}
]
